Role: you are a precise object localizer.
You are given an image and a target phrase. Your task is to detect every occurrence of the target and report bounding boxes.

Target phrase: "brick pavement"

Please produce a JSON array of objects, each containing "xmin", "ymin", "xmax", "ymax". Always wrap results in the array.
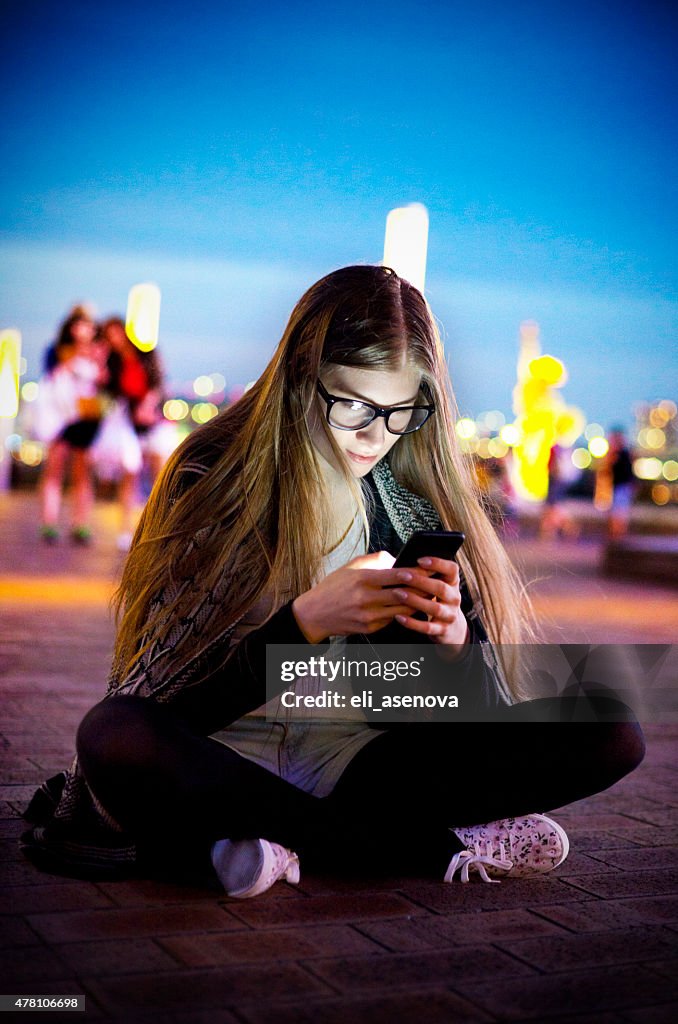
[{"xmin": 1, "ymin": 491, "xmax": 677, "ymax": 1023}]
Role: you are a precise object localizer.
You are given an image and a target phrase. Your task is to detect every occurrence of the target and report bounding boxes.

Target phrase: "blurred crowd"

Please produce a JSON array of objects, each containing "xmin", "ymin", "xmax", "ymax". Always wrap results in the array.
[
  {"xmin": 32, "ymin": 305, "xmax": 179, "ymax": 550},
  {"xmin": 474, "ymin": 431, "xmax": 637, "ymax": 544}
]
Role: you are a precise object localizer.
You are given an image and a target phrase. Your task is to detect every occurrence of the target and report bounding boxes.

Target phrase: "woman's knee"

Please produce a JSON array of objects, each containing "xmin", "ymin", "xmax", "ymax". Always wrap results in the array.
[
  {"xmin": 594, "ymin": 720, "xmax": 645, "ymax": 788},
  {"xmin": 613, "ymin": 720, "xmax": 645, "ymax": 776},
  {"xmin": 76, "ymin": 695, "xmax": 160, "ymax": 771}
]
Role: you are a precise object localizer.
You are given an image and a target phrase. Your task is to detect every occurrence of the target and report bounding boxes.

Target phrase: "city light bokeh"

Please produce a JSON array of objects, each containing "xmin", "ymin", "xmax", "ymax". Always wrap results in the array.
[
  {"xmin": 5, "ymin": 354, "xmax": 677, "ymax": 510},
  {"xmin": 0, "ymin": 330, "xmax": 22, "ymax": 420},
  {"xmin": 510, "ymin": 322, "xmax": 585, "ymax": 502},
  {"xmin": 1, "ymin": 200, "xmax": 675, "ymax": 509},
  {"xmin": 125, "ymin": 283, "xmax": 161, "ymax": 353}
]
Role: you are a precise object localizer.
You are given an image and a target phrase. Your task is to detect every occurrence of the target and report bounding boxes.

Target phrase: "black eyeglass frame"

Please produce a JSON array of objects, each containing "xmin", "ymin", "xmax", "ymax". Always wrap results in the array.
[{"xmin": 316, "ymin": 378, "xmax": 436, "ymax": 435}]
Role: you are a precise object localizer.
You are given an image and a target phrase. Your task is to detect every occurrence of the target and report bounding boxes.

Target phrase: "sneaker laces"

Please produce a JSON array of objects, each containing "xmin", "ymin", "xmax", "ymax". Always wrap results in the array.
[{"xmin": 445, "ymin": 835, "xmax": 514, "ymax": 884}]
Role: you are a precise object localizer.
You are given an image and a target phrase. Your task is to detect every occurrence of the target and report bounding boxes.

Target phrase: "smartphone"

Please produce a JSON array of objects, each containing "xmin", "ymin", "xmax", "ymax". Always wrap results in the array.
[
  {"xmin": 389, "ymin": 530, "xmax": 465, "ymax": 623},
  {"xmin": 394, "ymin": 530, "xmax": 465, "ymax": 570}
]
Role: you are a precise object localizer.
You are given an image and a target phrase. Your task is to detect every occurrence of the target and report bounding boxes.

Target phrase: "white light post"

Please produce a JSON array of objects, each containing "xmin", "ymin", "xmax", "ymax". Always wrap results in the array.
[{"xmin": 383, "ymin": 203, "xmax": 429, "ymax": 292}]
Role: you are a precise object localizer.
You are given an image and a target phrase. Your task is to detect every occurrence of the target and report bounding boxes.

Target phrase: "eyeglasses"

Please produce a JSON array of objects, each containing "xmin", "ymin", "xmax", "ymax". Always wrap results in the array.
[{"xmin": 317, "ymin": 379, "xmax": 435, "ymax": 435}]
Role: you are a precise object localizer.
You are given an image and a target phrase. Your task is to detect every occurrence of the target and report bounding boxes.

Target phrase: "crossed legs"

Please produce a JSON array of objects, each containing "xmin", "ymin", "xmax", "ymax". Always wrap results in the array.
[{"xmin": 76, "ymin": 695, "xmax": 644, "ymax": 882}]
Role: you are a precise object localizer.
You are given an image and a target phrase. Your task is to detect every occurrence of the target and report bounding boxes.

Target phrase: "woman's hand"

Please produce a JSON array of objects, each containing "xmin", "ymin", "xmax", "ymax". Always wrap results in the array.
[
  {"xmin": 292, "ymin": 551, "xmax": 419, "ymax": 643},
  {"xmin": 391, "ymin": 556, "xmax": 469, "ymax": 654}
]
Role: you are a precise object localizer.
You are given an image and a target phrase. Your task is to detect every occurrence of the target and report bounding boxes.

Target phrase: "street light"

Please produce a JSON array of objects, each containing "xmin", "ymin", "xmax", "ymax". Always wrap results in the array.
[
  {"xmin": 383, "ymin": 203, "xmax": 429, "ymax": 292},
  {"xmin": 126, "ymin": 283, "xmax": 161, "ymax": 352}
]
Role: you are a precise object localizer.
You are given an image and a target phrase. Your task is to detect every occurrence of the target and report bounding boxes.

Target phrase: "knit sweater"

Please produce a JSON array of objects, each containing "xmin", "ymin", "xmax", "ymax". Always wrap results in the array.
[{"xmin": 21, "ymin": 458, "xmax": 509, "ymax": 877}]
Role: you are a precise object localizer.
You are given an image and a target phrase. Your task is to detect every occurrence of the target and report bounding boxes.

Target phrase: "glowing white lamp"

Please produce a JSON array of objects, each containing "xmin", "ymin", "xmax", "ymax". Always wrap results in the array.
[
  {"xmin": 126, "ymin": 283, "xmax": 161, "ymax": 352},
  {"xmin": 383, "ymin": 203, "xmax": 429, "ymax": 292}
]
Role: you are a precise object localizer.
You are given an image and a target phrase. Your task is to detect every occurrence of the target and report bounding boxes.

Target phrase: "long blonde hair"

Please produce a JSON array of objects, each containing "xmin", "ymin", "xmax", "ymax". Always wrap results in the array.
[{"xmin": 112, "ymin": 265, "xmax": 535, "ymax": 695}]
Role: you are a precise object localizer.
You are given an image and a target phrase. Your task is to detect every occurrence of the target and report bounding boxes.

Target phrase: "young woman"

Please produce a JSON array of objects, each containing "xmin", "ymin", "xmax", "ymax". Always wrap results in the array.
[
  {"xmin": 23, "ymin": 266, "xmax": 644, "ymax": 895},
  {"xmin": 34, "ymin": 309, "xmax": 104, "ymax": 544}
]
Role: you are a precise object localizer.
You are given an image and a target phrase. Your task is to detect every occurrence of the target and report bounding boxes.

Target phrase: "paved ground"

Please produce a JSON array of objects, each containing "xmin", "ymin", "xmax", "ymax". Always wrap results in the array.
[{"xmin": 1, "ymin": 491, "xmax": 677, "ymax": 1024}]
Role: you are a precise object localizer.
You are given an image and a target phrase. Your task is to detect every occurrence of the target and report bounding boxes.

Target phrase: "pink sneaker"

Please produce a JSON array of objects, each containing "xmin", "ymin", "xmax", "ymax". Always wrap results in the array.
[
  {"xmin": 214, "ymin": 838, "xmax": 300, "ymax": 899},
  {"xmin": 445, "ymin": 813, "xmax": 570, "ymax": 884}
]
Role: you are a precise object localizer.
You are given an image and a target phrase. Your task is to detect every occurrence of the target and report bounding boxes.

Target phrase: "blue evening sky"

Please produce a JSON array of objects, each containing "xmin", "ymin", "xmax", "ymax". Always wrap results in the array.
[{"xmin": 1, "ymin": 0, "xmax": 676, "ymax": 428}]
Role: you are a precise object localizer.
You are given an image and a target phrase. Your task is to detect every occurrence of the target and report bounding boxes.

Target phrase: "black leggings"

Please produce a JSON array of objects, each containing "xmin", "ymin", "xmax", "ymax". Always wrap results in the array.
[{"xmin": 76, "ymin": 695, "xmax": 645, "ymax": 880}]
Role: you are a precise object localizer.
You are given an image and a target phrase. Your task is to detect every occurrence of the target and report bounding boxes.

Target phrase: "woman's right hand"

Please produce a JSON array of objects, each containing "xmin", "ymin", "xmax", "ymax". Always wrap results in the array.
[{"xmin": 291, "ymin": 550, "xmax": 418, "ymax": 643}]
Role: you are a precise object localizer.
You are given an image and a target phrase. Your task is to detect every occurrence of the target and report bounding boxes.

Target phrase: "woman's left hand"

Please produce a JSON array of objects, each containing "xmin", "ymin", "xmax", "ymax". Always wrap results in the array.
[{"xmin": 390, "ymin": 556, "xmax": 469, "ymax": 652}]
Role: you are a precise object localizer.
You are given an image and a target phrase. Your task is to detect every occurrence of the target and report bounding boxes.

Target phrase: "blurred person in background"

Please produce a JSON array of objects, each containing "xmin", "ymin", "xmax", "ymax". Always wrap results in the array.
[
  {"xmin": 606, "ymin": 427, "xmax": 635, "ymax": 540},
  {"xmin": 93, "ymin": 317, "xmax": 177, "ymax": 551},
  {"xmin": 540, "ymin": 443, "xmax": 579, "ymax": 540},
  {"xmin": 33, "ymin": 307, "xmax": 105, "ymax": 544}
]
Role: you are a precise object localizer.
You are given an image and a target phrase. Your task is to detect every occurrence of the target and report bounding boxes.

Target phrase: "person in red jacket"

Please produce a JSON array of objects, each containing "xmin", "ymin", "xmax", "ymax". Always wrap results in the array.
[{"xmin": 97, "ymin": 317, "xmax": 176, "ymax": 549}]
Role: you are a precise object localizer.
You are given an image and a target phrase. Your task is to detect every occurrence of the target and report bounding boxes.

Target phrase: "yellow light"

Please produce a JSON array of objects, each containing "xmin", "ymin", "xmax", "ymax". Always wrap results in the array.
[
  {"xmin": 191, "ymin": 402, "xmax": 218, "ymax": 424},
  {"xmin": 644, "ymin": 428, "xmax": 666, "ymax": 450},
  {"xmin": 584, "ymin": 422, "xmax": 605, "ymax": 441},
  {"xmin": 456, "ymin": 417, "xmax": 477, "ymax": 440},
  {"xmin": 633, "ymin": 457, "xmax": 663, "ymax": 480},
  {"xmin": 555, "ymin": 407, "xmax": 586, "ymax": 447},
  {"xmin": 572, "ymin": 447, "xmax": 592, "ymax": 469},
  {"xmin": 383, "ymin": 203, "xmax": 429, "ymax": 292},
  {"xmin": 476, "ymin": 437, "xmax": 492, "ymax": 459},
  {"xmin": 487, "ymin": 437, "xmax": 509, "ymax": 458},
  {"xmin": 18, "ymin": 440, "xmax": 44, "ymax": 466},
  {"xmin": 511, "ymin": 320, "xmax": 582, "ymax": 502},
  {"xmin": 662, "ymin": 460, "xmax": 678, "ymax": 481},
  {"xmin": 163, "ymin": 399, "xmax": 189, "ymax": 421},
  {"xmin": 658, "ymin": 400, "xmax": 677, "ymax": 419},
  {"xmin": 0, "ymin": 329, "xmax": 22, "ymax": 418},
  {"xmin": 193, "ymin": 375, "xmax": 214, "ymax": 397},
  {"xmin": 651, "ymin": 483, "xmax": 670, "ymax": 506},
  {"xmin": 126, "ymin": 283, "xmax": 161, "ymax": 352},
  {"xmin": 588, "ymin": 437, "xmax": 609, "ymax": 458},
  {"xmin": 649, "ymin": 407, "xmax": 669, "ymax": 427},
  {"xmin": 528, "ymin": 355, "xmax": 567, "ymax": 386},
  {"xmin": 500, "ymin": 423, "xmax": 521, "ymax": 446},
  {"xmin": 21, "ymin": 381, "xmax": 39, "ymax": 402}
]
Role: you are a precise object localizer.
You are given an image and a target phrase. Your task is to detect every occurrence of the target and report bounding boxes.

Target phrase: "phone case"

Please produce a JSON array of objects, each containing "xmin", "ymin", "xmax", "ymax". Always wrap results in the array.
[{"xmin": 393, "ymin": 530, "xmax": 465, "ymax": 568}]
